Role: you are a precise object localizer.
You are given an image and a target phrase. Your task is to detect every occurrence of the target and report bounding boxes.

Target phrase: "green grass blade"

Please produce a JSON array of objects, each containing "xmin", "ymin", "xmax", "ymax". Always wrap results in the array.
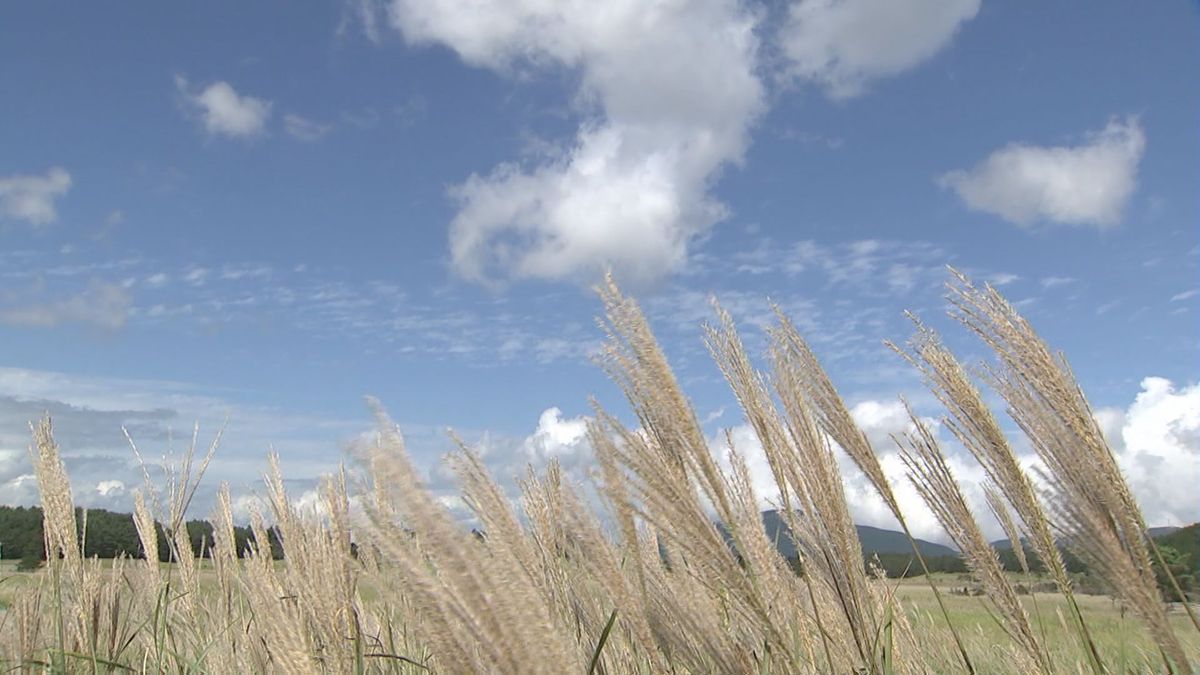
[{"xmin": 588, "ymin": 609, "xmax": 619, "ymax": 675}]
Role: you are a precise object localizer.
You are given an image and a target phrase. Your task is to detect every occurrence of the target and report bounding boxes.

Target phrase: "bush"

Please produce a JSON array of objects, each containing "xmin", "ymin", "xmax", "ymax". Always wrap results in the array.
[{"xmin": 15, "ymin": 552, "xmax": 41, "ymax": 572}]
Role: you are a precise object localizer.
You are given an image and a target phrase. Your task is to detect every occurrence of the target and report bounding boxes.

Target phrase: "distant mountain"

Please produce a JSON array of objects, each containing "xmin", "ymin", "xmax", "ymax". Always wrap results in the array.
[
  {"xmin": 757, "ymin": 509, "xmax": 957, "ymax": 559},
  {"xmin": 857, "ymin": 524, "xmax": 957, "ymax": 557}
]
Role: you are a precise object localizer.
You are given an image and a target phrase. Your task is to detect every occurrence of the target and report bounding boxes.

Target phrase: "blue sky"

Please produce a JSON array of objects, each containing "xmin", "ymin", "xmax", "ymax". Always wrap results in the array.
[{"xmin": 1, "ymin": 1, "xmax": 1197, "ymax": 539}]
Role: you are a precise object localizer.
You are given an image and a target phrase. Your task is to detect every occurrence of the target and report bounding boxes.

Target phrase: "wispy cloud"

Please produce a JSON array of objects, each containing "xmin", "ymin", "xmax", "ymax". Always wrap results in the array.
[
  {"xmin": 0, "ymin": 280, "xmax": 131, "ymax": 330},
  {"xmin": 0, "ymin": 365, "xmax": 370, "ymax": 514},
  {"xmin": 0, "ymin": 167, "xmax": 72, "ymax": 226},
  {"xmin": 283, "ymin": 113, "xmax": 332, "ymax": 141},
  {"xmin": 1040, "ymin": 276, "xmax": 1076, "ymax": 289},
  {"xmin": 336, "ymin": 0, "xmax": 386, "ymax": 43},
  {"xmin": 722, "ymin": 237, "xmax": 951, "ymax": 297}
]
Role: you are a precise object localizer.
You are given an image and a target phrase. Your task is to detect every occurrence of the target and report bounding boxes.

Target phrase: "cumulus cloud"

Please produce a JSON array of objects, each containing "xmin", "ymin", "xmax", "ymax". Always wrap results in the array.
[
  {"xmin": 840, "ymin": 399, "xmax": 983, "ymax": 542},
  {"xmin": 95, "ymin": 480, "xmax": 126, "ymax": 499},
  {"xmin": 388, "ymin": 0, "xmax": 764, "ymax": 285},
  {"xmin": 779, "ymin": 0, "xmax": 980, "ymax": 99},
  {"xmin": 0, "ymin": 280, "xmax": 132, "ymax": 330},
  {"xmin": 176, "ymin": 76, "xmax": 272, "ymax": 139},
  {"xmin": 1095, "ymin": 377, "xmax": 1200, "ymax": 528},
  {"xmin": 713, "ymin": 399, "xmax": 986, "ymax": 545},
  {"xmin": 940, "ymin": 117, "xmax": 1146, "ymax": 228},
  {"xmin": 521, "ymin": 407, "xmax": 590, "ymax": 465},
  {"xmin": 0, "ymin": 167, "xmax": 72, "ymax": 226}
]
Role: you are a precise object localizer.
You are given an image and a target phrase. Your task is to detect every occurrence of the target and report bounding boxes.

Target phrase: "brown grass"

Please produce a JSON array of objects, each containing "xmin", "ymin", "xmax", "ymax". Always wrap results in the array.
[{"xmin": 1, "ymin": 269, "xmax": 1195, "ymax": 673}]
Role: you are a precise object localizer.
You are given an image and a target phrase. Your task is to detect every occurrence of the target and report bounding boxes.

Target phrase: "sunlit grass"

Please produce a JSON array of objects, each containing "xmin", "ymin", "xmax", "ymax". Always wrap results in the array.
[{"xmin": 0, "ymin": 271, "xmax": 1195, "ymax": 673}]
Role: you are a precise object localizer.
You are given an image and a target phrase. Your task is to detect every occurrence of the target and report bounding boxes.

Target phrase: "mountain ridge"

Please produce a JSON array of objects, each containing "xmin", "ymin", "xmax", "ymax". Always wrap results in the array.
[{"xmin": 757, "ymin": 509, "xmax": 957, "ymax": 558}]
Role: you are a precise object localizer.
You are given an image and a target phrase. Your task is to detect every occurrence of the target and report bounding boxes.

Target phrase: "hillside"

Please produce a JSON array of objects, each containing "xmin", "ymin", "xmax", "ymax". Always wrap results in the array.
[
  {"xmin": 759, "ymin": 509, "xmax": 956, "ymax": 558},
  {"xmin": 1155, "ymin": 523, "xmax": 1199, "ymax": 563}
]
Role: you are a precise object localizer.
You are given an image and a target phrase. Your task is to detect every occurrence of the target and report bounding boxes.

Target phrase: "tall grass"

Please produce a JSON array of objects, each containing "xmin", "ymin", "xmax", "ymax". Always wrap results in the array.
[{"xmin": 1, "ymin": 269, "xmax": 1195, "ymax": 673}]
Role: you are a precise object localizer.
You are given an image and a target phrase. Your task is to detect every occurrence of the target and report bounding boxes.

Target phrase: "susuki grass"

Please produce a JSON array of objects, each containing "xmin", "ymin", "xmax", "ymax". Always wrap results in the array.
[{"xmin": 1, "ymin": 269, "xmax": 1196, "ymax": 673}]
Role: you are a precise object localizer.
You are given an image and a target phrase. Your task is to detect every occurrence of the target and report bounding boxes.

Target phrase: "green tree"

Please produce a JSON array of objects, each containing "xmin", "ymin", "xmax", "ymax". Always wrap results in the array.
[{"xmin": 1153, "ymin": 543, "xmax": 1198, "ymax": 603}]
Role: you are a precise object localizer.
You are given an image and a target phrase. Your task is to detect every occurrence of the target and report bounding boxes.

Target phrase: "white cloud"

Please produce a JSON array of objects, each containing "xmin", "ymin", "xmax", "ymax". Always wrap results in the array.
[
  {"xmin": 283, "ymin": 113, "xmax": 332, "ymax": 142},
  {"xmin": 230, "ymin": 493, "xmax": 270, "ymax": 523},
  {"xmin": 1, "ymin": 281, "xmax": 132, "ymax": 330},
  {"xmin": 843, "ymin": 399, "xmax": 972, "ymax": 543},
  {"xmin": 95, "ymin": 480, "xmax": 126, "ymax": 498},
  {"xmin": 713, "ymin": 400, "xmax": 989, "ymax": 545},
  {"xmin": 0, "ymin": 167, "xmax": 72, "ymax": 226},
  {"xmin": 940, "ymin": 117, "xmax": 1146, "ymax": 228},
  {"xmin": 779, "ymin": 0, "xmax": 980, "ymax": 99},
  {"xmin": 715, "ymin": 423, "xmax": 782, "ymax": 505},
  {"xmin": 176, "ymin": 76, "xmax": 272, "ymax": 139},
  {"xmin": 0, "ymin": 474, "xmax": 40, "ymax": 506},
  {"xmin": 1170, "ymin": 289, "xmax": 1197, "ymax": 303},
  {"xmin": 521, "ymin": 407, "xmax": 590, "ymax": 464},
  {"xmin": 388, "ymin": 0, "xmax": 764, "ymax": 285},
  {"xmin": 1095, "ymin": 377, "xmax": 1200, "ymax": 528}
]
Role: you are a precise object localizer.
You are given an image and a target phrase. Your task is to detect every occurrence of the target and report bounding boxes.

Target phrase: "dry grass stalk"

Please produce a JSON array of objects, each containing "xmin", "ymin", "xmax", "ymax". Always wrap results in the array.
[
  {"xmin": 888, "ymin": 310, "xmax": 1105, "ymax": 671},
  {"xmin": 888, "ymin": 315, "xmax": 1066, "ymax": 586},
  {"xmin": 360, "ymin": 403, "xmax": 581, "ymax": 674},
  {"xmin": 4, "ymin": 271, "xmax": 1195, "ymax": 674},
  {"xmin": 594, "ymin": 277, "xmax": 823, "ymax": 671},
  {"xmin": 707, "ymin": 310, "xmax": 882, "ymax": 671},
  {"xmin": 768, "ymin": 309, "xmax": 976, "ymax": 673},
  {"xmin": 985, "ymin": 485, "xmax": 1029, "ymax": 575},
  {"xmin": 946, "ymin": 268, "xmax": 1193, "ymax": 673},
  {"xmin": 30, "ymin": 417, "xmax": 79, "ymax": 573},
  {"xmin": 896, "ymin": 406, "xmax": 1051, "ymax": 673}
]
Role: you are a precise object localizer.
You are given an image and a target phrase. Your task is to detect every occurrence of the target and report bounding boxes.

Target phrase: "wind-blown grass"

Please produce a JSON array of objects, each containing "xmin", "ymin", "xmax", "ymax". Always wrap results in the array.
[{"xmin": 1, "ymin": 269, "xmax": 1195, "ymax": 673}]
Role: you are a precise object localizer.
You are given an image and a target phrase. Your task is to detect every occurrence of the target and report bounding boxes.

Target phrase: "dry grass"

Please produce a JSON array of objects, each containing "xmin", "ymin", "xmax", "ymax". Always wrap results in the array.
[{"xmin": 0, "ymin": 269, "xmax": 1195, "ymax": 673}]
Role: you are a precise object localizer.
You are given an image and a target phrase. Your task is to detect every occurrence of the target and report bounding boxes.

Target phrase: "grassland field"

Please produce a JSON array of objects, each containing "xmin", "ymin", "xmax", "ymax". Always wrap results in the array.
[{"xmin": 3, "ymin": 559, "xmax": 1195, "ymax": 672}]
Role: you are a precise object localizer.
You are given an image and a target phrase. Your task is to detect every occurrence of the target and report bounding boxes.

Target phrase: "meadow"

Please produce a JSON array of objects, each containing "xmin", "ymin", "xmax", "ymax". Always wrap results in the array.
[{"xmin": 0, "ymin": 270, "xmax": 1196, "ymax": 673}]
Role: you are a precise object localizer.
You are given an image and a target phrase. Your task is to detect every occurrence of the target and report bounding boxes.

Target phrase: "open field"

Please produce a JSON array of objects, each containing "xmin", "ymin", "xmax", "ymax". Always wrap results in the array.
[
  {"xmin": 892, "ymin": 576, "xmax": 1200, "ymax": 671},
  {"xmin": 3, "ymin": 562, "xmax": 1196, "ymax": 672}
]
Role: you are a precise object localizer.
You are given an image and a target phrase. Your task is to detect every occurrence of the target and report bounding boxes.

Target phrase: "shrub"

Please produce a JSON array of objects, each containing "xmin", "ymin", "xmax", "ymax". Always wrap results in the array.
[{"xmin": 15, "ymin": 551, "xmax": 41, "ymax": 572}]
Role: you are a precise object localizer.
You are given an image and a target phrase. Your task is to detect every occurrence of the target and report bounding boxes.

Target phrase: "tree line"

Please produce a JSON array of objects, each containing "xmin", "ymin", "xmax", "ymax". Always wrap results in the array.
[
  {"xmin": 0, "ymin": 505, "xmax": 283, "ymax": 566},
  {"xmin": 865, "ymin": 526, "xmax": 1197, "ymax": 602},
  {"xmin": 4, "ymin": 503, "xmax": 1193, "ymax": 603}
]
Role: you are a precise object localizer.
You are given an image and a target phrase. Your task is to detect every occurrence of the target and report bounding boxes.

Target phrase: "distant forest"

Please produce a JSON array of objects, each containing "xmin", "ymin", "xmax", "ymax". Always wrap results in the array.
[
  {"xmin": 2, "ymin": 504, "xmax": 1194, "ymax": 601},
  {"xmin": 0, "ymin": 505, "xmax": 283, "ymax": 563}
]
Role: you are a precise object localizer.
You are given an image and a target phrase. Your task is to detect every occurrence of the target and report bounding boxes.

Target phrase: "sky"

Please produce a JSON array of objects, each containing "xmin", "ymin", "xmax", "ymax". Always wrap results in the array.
[{"xmin": 1, "ymin": 0, "xmax": 1197, "ymax": 543}]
